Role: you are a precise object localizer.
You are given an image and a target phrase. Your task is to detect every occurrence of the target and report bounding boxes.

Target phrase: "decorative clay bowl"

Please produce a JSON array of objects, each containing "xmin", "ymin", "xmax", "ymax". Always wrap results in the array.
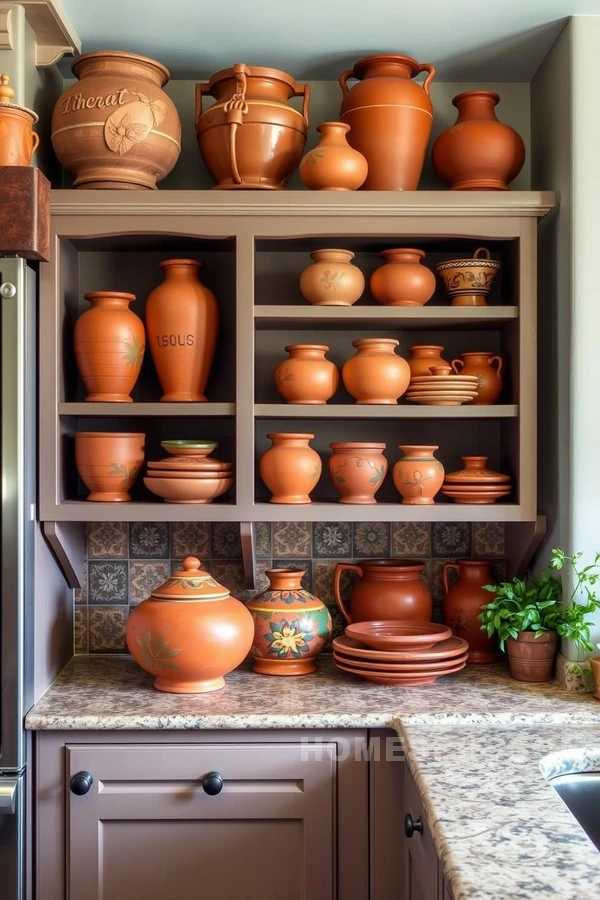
[
  {"xmin": 345, "ymin": 620, "xmax": 452, "ymax": 652},
  {"xmin": 144, "ymin": 475, "xmax": 232, "ymax": 503},
  {"xmin": 435, "ymin": 247, "xmax": 501, "ymax": 306},
  {"xmin": 160, "ymin": 440, "xmax": 218, "ymax": 457}
]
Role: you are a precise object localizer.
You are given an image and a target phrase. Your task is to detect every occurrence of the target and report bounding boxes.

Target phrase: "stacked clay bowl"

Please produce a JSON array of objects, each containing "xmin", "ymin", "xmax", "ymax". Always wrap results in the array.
[
  {"xmin": 332, "ymin": 621, "xmax": 468, "ymax": 686},
  {"xmin": 441, "ymin": 455, "xmax": 512, "ymax": 504},
  {"xmin": 144, "ymin": 440, "xmax": 233, "ymax": 504},
  {"xmin": 405, "ymin": 366, "xmax": 479, "ymax": 406}
]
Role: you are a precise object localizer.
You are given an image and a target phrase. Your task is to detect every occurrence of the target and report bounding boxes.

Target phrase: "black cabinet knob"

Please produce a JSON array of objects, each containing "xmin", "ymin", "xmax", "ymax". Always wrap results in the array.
[
  {"xmin": 404, "ymin": 813, "xmax": 423, "ymax": 838},
  {"xmin": 202, "ymin": 772, "xmax": 223, "ymax": 796},
  {"xmin": 70, "ymin": 771, "xmax": 94, "ymax": 796}
]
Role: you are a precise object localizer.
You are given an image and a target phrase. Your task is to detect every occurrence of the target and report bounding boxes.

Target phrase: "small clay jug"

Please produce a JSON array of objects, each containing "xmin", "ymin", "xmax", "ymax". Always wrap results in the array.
[
  {"xmin": 299, "ymin": 249, "xmax": 365, "ymax": 306},
  {"xmin": 334, "ymin": 559, "xmax": 432, "ymax": 624},
  {"xmin": 407, "ymin": 345, "xmax": 451, "ymax": 378},
  {"xmin": 505, "ymin": 631, "xmax": 558, "ymax": 683},
  {"xmin": 246, "ymin": 568, "xmax": 332, "ymax": 676},
  {"xmin": 370, "ymin": 249, "xmax": 436, "ymax": 307},
  {"xmin": 452, "ymin": 352, "xmax": 503, "ymax": 404},
  {"xmin": 299, "ymin": 122, "xmax": 368, "ymax": 191},
  {"xmin": 0, "ymin": 74, "xmax": 39, "ymax": 165},
  {"xmin": 329, "ymin": 442, "xmax": 387, "ymax": 504},
  {"xmin": 75, "ymin": 432, "xmax": 145, "ymax": 502},
  {"xmin": 393, "ymin": 445, "xmax": 444, "ymax": 505},
  {"xmin": 342, "ymin": 338, "xmax": 410, "ymax": 404},
  {"xmin": 259, "ymin": 433, "xmax": 321, "ymax": 503},
  {"xmin": 443, "ymin": 559, "xmax": 499, "ymax": 663},
  {"xmin": 274, "ymin": 344, "xmax": 339, "ymax": 404},
  {"xmin": 74, "ymin": 292, "xmax": 145, "ymax": 402}
]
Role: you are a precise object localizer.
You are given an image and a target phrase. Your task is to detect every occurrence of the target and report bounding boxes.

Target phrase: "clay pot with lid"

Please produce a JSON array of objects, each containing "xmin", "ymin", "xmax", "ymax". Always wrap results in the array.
[
  {"xmin": 370, "ymin": 249, "xmax": 436, "ymax": 307},
  {"xmin": 0, "ymin": 74, "xmax": 39, "ymax": 165},
  {"xmin": 436, "ymin": 248, "xmax": 501, "ymax": 307},
  {"xmin": 451, "ymin": 352, "xmax": 503, "ymax": 404},
  {"xmin": 75, "ymin": 432, "xmax": 145, "ymax": 501},
  {"xmin": 407, "ymin": 345, "xmax": 451, "ymax": 378},
  {"xmin": 342, "ymin": 338, "xmax": 410, "ymax": 404},
  {"xmin": 443, "ymin": 559, "xmax": 499, "ymax": 663},
  {"xmin": 259, "ymin": 433, "xmax": 321, "ymax": 503},
  {"xmin": 299, "ymin": 249, "xmax": 365, "ymax": 306},
  {"xmin": 274, "ymin": 344, "xmax": 339, "ymax": 404},
  {"xmin": 126, "ymin": 556, "xmax": 254, "ymax": 693},
  {"xmin": 445, "ymin": 456, "xmax": 510, "ymax": 484},
  {"xmin": 329, "ymin": 442, "xmax": 387, "ymax": 504},
  {"xmin": 299, "ymin": 122, "xmax": 368, "ymax": 191},
  {"xmin": 334, "ymin": 559, "xmax": 432, "ymax": 624},
  {"xmin": 393, "ymin": 445, "xmax": 444, "ymax": 505}
]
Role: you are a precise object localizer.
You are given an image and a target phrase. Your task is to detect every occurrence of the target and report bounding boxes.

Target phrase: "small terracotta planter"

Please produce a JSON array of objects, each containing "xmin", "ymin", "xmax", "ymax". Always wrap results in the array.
[
  {"xmin": 259, "ymin": 432, "xmax": 321, "ymax": 504},
  {"xmin": 370, "ymin": 248, "xmax": 436, "ymax": 307},
  {"xmin": 505, "ymin": 631, "xmax": 558, "ymax": 683},
  {"xmin": 274, "ymin": 344, "xmax": 339, "ymax": 404},
  {"xmin": 329, "ymin": 442, "xmax": 387, "ymax": 504},
  {"xmin": 590, "ymin": 657, "xmax": 600, "ymax": 700},
  {"xmin": 299, "ymin": 249, "xmax": 365, "ymax": 306},
  {"xmin": 75, "ymin": 432, "xmax": 145, "ymax": 502}
]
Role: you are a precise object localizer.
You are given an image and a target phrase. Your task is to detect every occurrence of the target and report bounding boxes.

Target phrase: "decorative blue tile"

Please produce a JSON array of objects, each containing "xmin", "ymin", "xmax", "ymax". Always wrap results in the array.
[
  {"xmin": 313, "ymin": 522, "xmax": 352, "ymax": 559},
  {"xmin": 86, "ymin": 522, "xmax": 128, "ymax": 559},
  {"xmin": 472, "ymin": 522, "xmax": 505, "ymax": 558},
  {"xmin": 432, "ymin": 522, "xmax": 471, "ymax": 558},
  {"xmin": 254, "ymin": 522, "xmax": 272, "ymax": 558},
  {"xmin": 88, "ymin": 606, "xmax": 128, "ymax": 652},
  {"xmin": 129, "ymin": 522, "xmax": 169, "ymax": 559},
  {"xmin": 391, "ymin": 523, "xmax": 431, "ymax": 558},
  {"xmin": 89, "ymin": 561, "xmax": 128, "ymax": 604},
  {"xmin": 353, "ymin": 522, "xmax": 390, "ymax": 558},
  {"xmin": 129, "ymin": 561, "xmax": 170, "ymax": 605},
  {"xmin": 211, "ymin": 522, "xmax": 242, "ymax": 558},
  {"xmin": 273, "ymin": 521, "xmax": 312, "ymax": 558},
  {"xmin": 170, "ymin": 522, "xmax": 211, "ymax": 560}
]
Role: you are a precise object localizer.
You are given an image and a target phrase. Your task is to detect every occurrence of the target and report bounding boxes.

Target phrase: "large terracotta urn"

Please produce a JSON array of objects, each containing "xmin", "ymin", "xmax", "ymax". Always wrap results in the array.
[
  {"xmin": 126, "ymin": 557, "xmax": 254, "ymax": 693},
  {"xmin": 195, "ymin": 63, "xmax": 309, "ymax": 190},
  {"xmin": 339, "ymin": 53, "xmax": 435, "ymax": 190},
  {"xmin": 259, "ymin": 433, "xmax": 321, "ymax": 503},
  {"xmin": 74, "ymin": 291, "xmax": 145, "ymax": 402},
  {"xmin": 246, "ymin": 568, "xmax": 332, "ymax": 676},
  {"xmin": 443, "ymin": 559, "xmax": 499, "ymax": 663},
  {"xmin": 145, "ymin": 259, "xmax": 219, "ymax": 402},
  {"xmin": 334, "ymin": 559, "xmax": 432, "ymax": 624},
  {"xmin": 0, "ymin": 74, "xmax": 39, "ymax": 165},
  {"xmin": 274, "ymin": 344, "xmax": 339, "ymax": 404},
  {"xmin": 75, "ymin": 432, "xmax": 145, "ymax": 501},
  {"xmin": 393, "ymin": 445, "xmax": 444, "ymax": 505},
  {"xmin": 370, "ymin": 249, "xmax": 436, "ymax": 307},
  {"xmin": 342, "ymin": 338, "xmax": 410, "ymax": 404},
  {"xmin": 329, "ymin": 442, "xmax": 387, "ymax": 504},
  {"xmin": 299, "ymin": 122, "xmax": 368, "ymax": 191},
  {"xmin": 299, "ymin": 249, "xmax": 365, "ymax": 306},
  {"xmin": 451, "ymin": 352, "xmax": 503, "ymax": 404},
  {"xmin": 51, "ymin": 51, "xmax": 181, "ymax": 190},
  {"xmin": 407, "ymin": 345, "xmax": 450, "ymax": 378}
]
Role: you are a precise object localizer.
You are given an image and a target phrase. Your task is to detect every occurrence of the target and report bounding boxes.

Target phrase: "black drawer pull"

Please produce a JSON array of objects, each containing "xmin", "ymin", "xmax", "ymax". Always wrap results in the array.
[
  {"xmin": 404, "ymin": 812, "xmax": 423, "ymax": 838},
  {"xmin": 70, "ymin": 771, "xmax": 94, "ymax": 796},
  {"xmin": 202, "ymin": 772, "xmax": 223, "ymax": 795}
]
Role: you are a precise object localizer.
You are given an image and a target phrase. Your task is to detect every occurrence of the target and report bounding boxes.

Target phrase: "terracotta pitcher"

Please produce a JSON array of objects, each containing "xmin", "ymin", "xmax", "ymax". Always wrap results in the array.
[
  {"xmin": 393, "ymin": 445, "xmax": 445, "ymax": 504},
  {"xmin": 274, "ymin": 344, "xmax": 339, "ymax": 404},
  {"xmin": 342, "ymin": 338, "xmax": 410, "ymax": 404},
  {"xmin": 334, "ymin": 559, "xmax": 432, "ymax": 624},
  {"xmin": 299, "ymin": 249, "xmax": 365, "ymax": 306},
  {"xmin": 145, "ymin": 259, "xmax": 219, "ymax": 402},
  {"xmin": 339, "ymin": 54, "xmax": 435, "ymax": 190},
  {"xmin": 407, "ymin": 345, "xmax": 451, "ymax": 378},
  {"xmin": 329, "ymin": 442, "xmax": 387, "ymax": 504},
  {"xmin": 443, "ymin": 559, "xmax": 499, "ymax": 663},
  {"xmin": 452, "ymin": 352, "xmax": 503, "ymax": 404},
  {"xmin": 299, "ymin": 122, "xmax": 368, "ymax": 191},
  {"xmin": 370, "ymin": 249, "xmax": 436, "ymax": 307},
  {"xmin": 0, "ymin": 74, "xmax": 39, "ymax": 165},
  {"xmin": 259, "ymin": 432, "xmax": 321, "ymax": 503}
]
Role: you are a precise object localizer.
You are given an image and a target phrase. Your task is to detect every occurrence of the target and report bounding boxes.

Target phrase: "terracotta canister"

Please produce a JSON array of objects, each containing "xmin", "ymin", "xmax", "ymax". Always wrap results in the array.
[
  {"xmin": 299, "ymin": 249, "xmax": 365, "ymax": 306},
  {"xmin": 342, "ymin": 338, "xmax": 410, "ymax": 404},
  {"xmin": 126, "ymin": 557, "xmax": 254, "ymax": 693},
  {"xmin": 452, "ymin": 352, "xmax": 503, "ymax": 404},
  {"xmin": 259, "ymin": 433, "xmax": 321, "ymax": 503},
  {"xmin": 246, "ymin": 568, "xmax": 332, "ymax": 676},
  {"xmin": 195, "ymin": 63, "xmax": 309, "ymax": 190},
  {"xmin": 443, "ymin": 559, "xmax": 499, "ymax": 663},
  {"xmin": 393, "ymin": 445, "xmax": 444, "ymax": 504},
  {"xmin": 407, "ymin": 345, "xmax": 450, "ymax": 378},
  {"xmin": 339, "ymin": 53, "xmax": 435, "ymax": 190},
  {"xmin": 74, "ymin": 291, "xmax": 144, "ymax": 402},
  {"xmin": 75, "ymin": 432, "xmax": 144, "ymax": 501},
  {"xmin": 299, "ymin": 122, "xmax": 367, "ymax": 191},
  {"xmin": 435, "ymin": 248, "xmax": 501, "ymax": 306},
  {"xmin": 0, "ymin": 74, "xmax": 39, "ymax": 165},
  {"xmin": 370, "ymin": 249, "xmax": 436, "ymax": 307},
  {"xmin": 145, "ymin": 259, "xmax": 218, "ymax": 402},
  {"xmin": 274, "ymin": 344, "xmax": 339, "ymax": 404},
  {"xmin": 432, "ymin": 90, "xmax": 525, "ymax": 191},
  {"xmin": 329, "ymin": 442, "xmax": 387, "ymax": 504},
  {"xmin": 51, "ymin": 51, "xmax": 181, "ymax": 190},
  {"xmin": 334, "ymin": 559, "xmax": 432, "ymax": 624}
]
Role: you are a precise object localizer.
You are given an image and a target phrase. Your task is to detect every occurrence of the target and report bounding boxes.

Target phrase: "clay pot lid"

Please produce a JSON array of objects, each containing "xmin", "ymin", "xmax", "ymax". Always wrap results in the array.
[
  {"xmin": 445, "ymin": 456, "xmax": 510, "ymax": 484},
  {"xmin": 150, "ymin": 557, "xmax": 230, "ymax": 602},
  {"xmin": 0, "ymin": 74, "xmax": 38, "ymax": 122},
  {"xmin": 72, "ymin": 51, "xmax": 171, "ymax": 86}
]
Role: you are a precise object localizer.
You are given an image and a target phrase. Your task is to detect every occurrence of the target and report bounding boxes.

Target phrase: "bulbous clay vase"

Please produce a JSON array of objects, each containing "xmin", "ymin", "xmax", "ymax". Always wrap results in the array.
[
  {"xmin": 432, "ymin": 90, "xmax": 525, "ymax": 191},
  {"xmin": 246, "ymin": 568, "xmax": 332, "ymax": 675},
  {"xmin": 443, "ymin": 559, "xmax": 499, "ymax": 663},
  {"xmin": 126, "ymin": 557, "xmax": 254, "ymax": 693},
  {"xmin": 334, "ymin": 559, "xmax": 432, "ymax": 624},
  {"xmin": 274, "ymin": 344, "xmax": 339, "ymax": 404},
  {"xmin": 74, "ymin": 292, "xmax": 145, "ymax": 402},
  {"xmin": 505, "ymin": 631, "xmax": 558, "ymax": 683},
  {"xmin": 452, "ymin": 352, "xmax": 503, "ymax": 405},
  {"xmin": 329, "ymin": 442, "xmax": 387, "ymax": 504},
  {"xmin": 0, "ymin": 74, "xmax": 39, "ymax": 165},
  {"xmin": 145, "ymin": 259, "xmax": 219, "ymax": 402},
  {"xmin": 370, "ymin": 248, "xmax": 436, "ymax": 307},
  {"xmin": 195, "ymin": 63, "xmax": 309, "ymax": 190},
  {"xmin": 342, "ymin": 338, "xmax": 410, "ymax": 404},
  {"xmin": 75, "ymin": 432, "xmax": 145, "ymax": 501},
  {"xmin": 51, "ymin": 51, "xmax": 181, "ymax": 190},
  {"xmin": 299, "ymin": 249, "xmax": 365, "ymax": 306},
  {"xmin": 393, "ymin": 445, "xmax": 444, "ymax": 505},
  {"xmin": 407, "ymin": 345, "xmax": 451, "ymax": 378},
  {"xmin": 259, "ymin": 433, "xmax": 321, "ymax": 503},
  {"xmin": 299, "ymin": 121, "xmax": 368, "ymax": 191},
  {"xmin": 435, "ymin": 248, "xmax": 501, "ymax": 307},
  {"xmin": 339, "ymin": 53, "xmax": 435, "ymax": 190}
]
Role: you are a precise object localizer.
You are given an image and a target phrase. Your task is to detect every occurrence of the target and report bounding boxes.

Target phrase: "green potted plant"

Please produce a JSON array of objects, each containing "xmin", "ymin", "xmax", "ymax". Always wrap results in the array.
[{"xmin": 478, "ymin": 549, "xmax": 600, "ymax": 683}]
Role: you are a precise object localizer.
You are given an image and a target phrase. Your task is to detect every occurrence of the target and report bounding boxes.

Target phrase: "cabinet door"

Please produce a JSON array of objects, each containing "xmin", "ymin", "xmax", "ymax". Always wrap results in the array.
[
  {"xmin": 66, "ymin": 742, "xmax": 335, "ymax": 900},
  {"xmin": 402, "ymin": 764, "xmax": 439, "ymax": 900}
]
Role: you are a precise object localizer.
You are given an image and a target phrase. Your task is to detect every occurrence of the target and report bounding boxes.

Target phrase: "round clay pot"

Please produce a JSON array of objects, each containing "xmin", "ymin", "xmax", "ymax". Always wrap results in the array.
[
  {"xmin": 299, "ymin": 249, "xmax": 365, "ymax": 306},
  {"xmin": 329, "ymin": 442, "xmax": 387, "ymax": 504},
  {"xmin": 299, "ymin": 121, "xmax": 368, "ymax": 191},
  {"xmin": 334, "ymin": 559, "xmax": 432, "ymax": 624},
  {"xmin": 74, "ymin": 292, "xmax": 145, "ymax": 402},
  {"xmin": 51, "ymin": 51, "xmax": 181, "ymax": 190},
  {"xmin": 342, "ymin": 338, "xmax": 410, "ymax": 404},
  {"xmin": 339, "ymin": 54, "xmax": 435, "ymax": 190},
  {"xmin": 436, "ymin": 248, "xmax": 501, "ymax": 307},
  {"xmin": 195, "ymin": 64, "xmax": 309, "ymax": 190},
  {"xmin": 246, "ymin": 568, "xmax": 332, "ymax": 675},
  {"xmin": 407, "ymin": 345, "xmax": 451, "ymax": 378},
  {"xmin": 274, "ymin": 344, "xmax": 339, "ymax": 404},
  {"xmin": 451, "ymin": 352, "xmax": 503, "ymax": 404},
  {"xmin": 145, "ymin": 259, "xmax": 218, "ymax": 402},
  {"xmin": 505, "ymin": 631, "xmax": 558, "ymax": 683},
  {"xmin": 370, "ymin": 249, "xmax": 436, "ymax": 307},
  {"xmin": 0, "ymin": 74, "xmax": 39, "ymax": 165},
  {"xmin": 443, "ymin": 559, "xmax": 499, "ymax": 663},
  {"xmin": 259, "ymin": 433, "xmax": 321, "ymax": 504},
  {"xmin": 432, "ymin": 90, "xmax": 525, "ymax": 191},
  {"xmin": 75, "ymin": 432, "xmax": 145, "ymax": 502},
  {"xmin": 393, "ymin": 445, "xmax": 444, "ymax": 505},
  {"xmin": 589, "ymin": 656, "xmax": 600, "ymax": 700},
  {"xmin": 126, "ymin": 557, "xmax": 254, "ymax": 693}
]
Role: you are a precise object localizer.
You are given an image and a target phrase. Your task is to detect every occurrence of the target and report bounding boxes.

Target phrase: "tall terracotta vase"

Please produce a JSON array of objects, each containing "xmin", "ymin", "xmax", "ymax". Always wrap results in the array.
[
  {"xmin": 299, "ymin": 122, "xmax": 368, "ymax": 191},
  {"xmin": 370, "ymin": 249, "xmax": 436, "ymax": 307},
  {"xmin": 299, "ymin": 249, "xmax": 365, "ymax": 306},
  {"xmin": 0, "ymin": 74, "xmax": 39, "ymax": 165},
  {"xmin": 451, "ymin": 352, "xmax": 503, "ymax": 404},
  {"xmin": 329, "ymin": 442, "xmax": 387, "ymax": 504},
  {"xmin": 75, "ymin": 432, "xmax": 145, "ymax": 502},
  {"xmin": 74, "ymin": 292, "xmax": 145, "ymax": 402},
  {"xmin": 334, "ymin": 559, "xmax": 432, "ymax": 624},
  {"xmin": 145, "ymin": 259, "xmax": 219, "ymax": 402},
  {"xmin": 246, "ymin": 568, "xmax": 332, "ymax": 675},
  {"xmin": 259, "ymin": 433, "xmax": 321, "ymax": 503},
  {"xmin": 432, "ymin": 90, "xmax": 525, "ymax": 191},
  {"xmin": 393, "ymin": 445, "xmax": 444, "ymax": 505},
  {"xmin": 407, "ymin": 345, "xmax": 451, "ymax": 378},
  {"xmin": 342, "ymin": 338, "xmax": 410, "ymax": 404},
  {"xmin": 443, "ymin": 560, "xmax": 499, "ymax": 663},
  {"xmin": 339, "ymin": 53, "xmax": 435, "ymax": 190},
  {"xmin": 274, "ymin": 344, "xmax": 339, "ymax": 404}
]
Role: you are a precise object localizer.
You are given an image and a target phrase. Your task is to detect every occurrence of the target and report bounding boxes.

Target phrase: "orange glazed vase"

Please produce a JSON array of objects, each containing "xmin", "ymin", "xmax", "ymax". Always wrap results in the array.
[
  {"xmin": 0, "ymin": 74, "xmax": 39, "ymax": 165},
  {"xmin": 299, "ymin": 122, "xmax": 368, "ymax": 191},
  {"xmin": 370, "ymin": 248, "xmax": 436, "ymax": 307},
  {"xmin": 246, "ymin": 568, "xmax": 332, "ymax": 676},
  {"xmin": 74, "ymin": 291, "xmax": 145, "ymax": 402},
  {"xmin": 126, "ymin": 557, "xmax": 254, "ymax": 693},
  {"xmin": 329, "ymin": 442, "xmax": 387, "ymax": 504},
  {"xmin": 334, "ymin": 559, "xmax": 432, "ymax": 624},
  {"xmin": 299, "ymin": 248, "xmax": 365, "ymax": 306},
  {"xmin": 145, "ymin": 259, "xmax": 219, "ymax": 402},
  {"xmin": 407, "ymin": 345, "xmax": 451, "ymax": 378},
  {"xmin": 443, "ymin": 559, "xmax": 499, "ymax": 663},
  {"xmin": 75, "ymin": 432, "xmax": 145, "ymax": 501},
  {"xmin": 393, "ymin": 445, "xmax": 444, "ymax": 505},
  {"xmin": 452, "ymin": 352, "xmax": 503, "ymax": 404},
  {"xmin": 259, "ymin": 433, "xmax": 321, "ymax": 503},
  {"xmin": 274, "ymin": 344, "xmax": 339, "ymax": 404},
  {"xmin": 342, "ymin": 338, "xmax": 410, "ymax": 404},
  {"xmin": 339, "ymin": 53, "xmax": 435, "ymax": 190},
  {"xmin": 432, "ymin": 90, "xmax": 525, "ymax": 191}
]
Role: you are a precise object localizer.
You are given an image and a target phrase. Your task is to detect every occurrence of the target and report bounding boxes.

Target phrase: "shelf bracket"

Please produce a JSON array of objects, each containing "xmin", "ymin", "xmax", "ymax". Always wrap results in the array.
[
  {"xmin": 41, "ymin": 521, "xmax": 85, "ymax": 590},
  {"xmin": 505, "ymin": 514, "xmax": 547, "ymax": 578},
  {"xmin": 240, "ymin": 522, "xmax": 256, "ymax": 591}
]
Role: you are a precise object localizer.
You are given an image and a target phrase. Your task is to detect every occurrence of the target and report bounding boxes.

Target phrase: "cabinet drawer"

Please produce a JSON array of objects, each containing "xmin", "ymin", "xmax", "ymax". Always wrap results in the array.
[{"xmin": 403, "ymin": 764, "xmax": 440, "ymax": 900}]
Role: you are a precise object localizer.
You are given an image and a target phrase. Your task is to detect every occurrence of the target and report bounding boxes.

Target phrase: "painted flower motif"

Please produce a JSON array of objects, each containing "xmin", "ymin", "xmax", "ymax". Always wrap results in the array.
[
  {"xmin": 133, "ymin": 628, "xmax": 182, "ymax": 671},
  {"xmin": 131, "ymin": 524, "xmax": 165, "ymax": 556},
  {"xmin": 317, "ymin": 524, "xmax": 348, "ymax": 553},
  {"xmin": 319, "ymin": 269, "xmax": 346, "ymax": 291},
  {"xmin": 305, "ymin": 148, "xmax": 325, "ymax": 165},
  {"xmin": 105, "ymin": 111, "xmax": 148, "ymax": 155},
  {"xmin": 435, "ymin": 523, "xmax": 470, "ymax": 554},
  {"xmin": 275, "ymin": 366, "xmax": 295, "ymax": 390},
  {"xmin": 108, "ymin": 462, "xmax": 140, "ymax": 489},
  {"xmin": 264, "ymin": 589, "xmax": 310, "ymax": 605},
  {"xmin": 96, "ymin": 565, "xmax": 126, "ymax": 596},
  {"xmin": 123, "ymin": 331, "xmax": 144, "ymax": 368},
  {"xmin": 265, "ymin": 619, "xmax": 314, "ymax": 658}
]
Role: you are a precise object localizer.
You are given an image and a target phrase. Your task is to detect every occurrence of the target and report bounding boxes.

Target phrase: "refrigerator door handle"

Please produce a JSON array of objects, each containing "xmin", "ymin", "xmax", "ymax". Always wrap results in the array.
[{"xmin": 0, "ymin": 779, "xmax": 18, "ymax": 814}]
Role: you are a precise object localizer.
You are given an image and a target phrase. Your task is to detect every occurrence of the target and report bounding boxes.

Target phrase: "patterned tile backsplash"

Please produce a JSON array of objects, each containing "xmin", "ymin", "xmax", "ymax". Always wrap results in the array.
[{"xmin": 75, "ymin": 521, "xmax": 506, "ymax": 655}]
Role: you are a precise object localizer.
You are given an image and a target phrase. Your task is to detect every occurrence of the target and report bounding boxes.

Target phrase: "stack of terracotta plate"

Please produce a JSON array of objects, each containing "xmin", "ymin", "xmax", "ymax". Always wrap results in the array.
[
  {"xmin": 144, "ymin": 440, "xmax": 233, "ymax": 504},
  {"xmin": 332, "ymin": 621, "xmax": 469, "ymax": 685},
  {"xmin": 405, "ymin": 372, "xmax": 479, "ymax": 406},
  {"xmin": 441, "ymin": 455, "xmax": 511, "ymax": 504}
]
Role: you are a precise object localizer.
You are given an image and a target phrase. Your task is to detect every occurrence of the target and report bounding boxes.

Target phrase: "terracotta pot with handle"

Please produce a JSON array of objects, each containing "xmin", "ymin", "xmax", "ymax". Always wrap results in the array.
[
  {"xmin": 299, "ymin": 121, "xmax": 368, "ymax": 191},
  {"xmin": 0, "ymin": 74, "xmax": 39, "ymax": 165},
  {"xmin": 334, "ymin": 559, "xmax": 432, "ymax": 624},
  {"xmin": 443, "ymin": 559, "xmax": 498, "ymax": 663},
  {"xmin": 451, "ymin": 352, "xmax": 503, "ymax": 404},
  {"xmin": 505, "ymin": 631, "xmax": 558, "ymax": 683}
]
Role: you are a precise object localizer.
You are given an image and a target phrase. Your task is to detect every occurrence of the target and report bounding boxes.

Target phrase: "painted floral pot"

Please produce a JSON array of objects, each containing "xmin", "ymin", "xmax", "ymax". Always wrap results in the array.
[
  {"xmin": 75, "ymin": 432, "xmax": 145, "ymax": 501},
  {"xmin": 443, "ymin": 559, "xmax": 498, "ymax": 663},
  {"xmin": 259, "ymin": 432, "xmax": 321, "ymax": 503},
  {"xmin": 370, "ymin": 248, "xmax": 436, "ymax": 307},
  {"xmin": 342, "ymin": 338, "xmax": 410, "ymax": 404},
  {"xmin": 505, "ymin": 631, "xmax": 558, "ymax": 683},
  {"xmin": 299, "ymin": 248, "xmax": 365, "ymax": 306},
  {"xmin": 0, "ymin": 74, "xmax": 39, "ymax": 165},
  {"xmin": 435, "ymin": 248, "xmax": 501, "ymax": 307},
  {"xmin": 334, "ymin": 559, "xmax": 432, "ymax": 624},
  {"xmin": 407, "ymin": 345, "xmax": 451, "ymax": 378},
  {"xmin": 451, "ymin": 352, "xmax": 503, "ymax": 404},
  {"xmin": 299, "ymin": 121, "xmax": 368, "ymax": 191},
  {"xmin": 329, "ymin": 442, "xmax": 387, "ymax": 504},
  {"xmin": 274, "ymin": 344, "xmax": 339, "ymax": 404},
  {"xmin": 246, "ymin": 568, "xmax": 331, "ymax": 675},
  {"xmin": 393, "ymin": 445, "xmax": 444, "ymax": 505}
]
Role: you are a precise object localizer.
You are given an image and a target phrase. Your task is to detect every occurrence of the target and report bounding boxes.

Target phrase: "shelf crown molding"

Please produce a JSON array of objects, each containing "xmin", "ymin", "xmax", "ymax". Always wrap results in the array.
[{"xmin": 0, "ymin": 0, "xmax": 80, "ymax": 66}]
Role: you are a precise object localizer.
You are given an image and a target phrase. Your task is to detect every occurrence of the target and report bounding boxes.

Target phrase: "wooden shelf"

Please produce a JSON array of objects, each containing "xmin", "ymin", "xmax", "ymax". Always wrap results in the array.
[
  {"xmin": 49, "ymin": 501, "xmax": 244, "ymax": 523},
  {"xmin": 254, "ymin": 306, "xmax": 519, "ymax": 330},
  {"xmin": 254, "ymin": 404, "xmax": 518, "ymax": 419},
  {"xmin": 58, "ymin": 402, "xmax": 235, "ymax": 417}
]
